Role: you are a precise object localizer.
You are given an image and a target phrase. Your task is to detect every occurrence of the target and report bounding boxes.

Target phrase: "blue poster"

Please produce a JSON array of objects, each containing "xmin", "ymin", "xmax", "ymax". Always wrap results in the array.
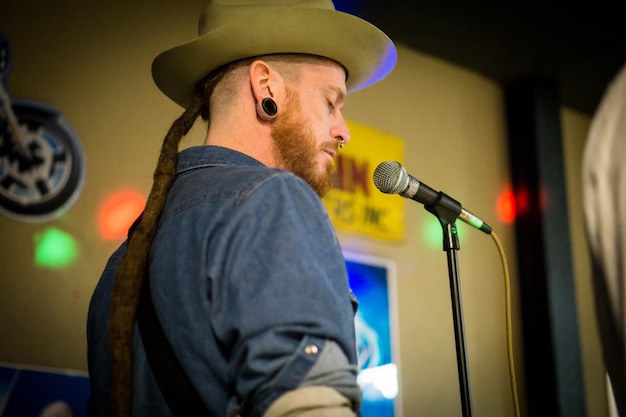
[
  {"xmin": 0, "ymin": 364, "xmax": 89, "ymax": 417},
  {"xmin": 345, "ymin": 253, "xmax": 401, "ymax": 417}
]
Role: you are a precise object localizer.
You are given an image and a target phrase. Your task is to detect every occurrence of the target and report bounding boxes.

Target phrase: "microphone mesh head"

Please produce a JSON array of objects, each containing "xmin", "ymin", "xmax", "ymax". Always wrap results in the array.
[{"xmin": 373, "ymin": 161, "xmax": 408, "ymax": 194}]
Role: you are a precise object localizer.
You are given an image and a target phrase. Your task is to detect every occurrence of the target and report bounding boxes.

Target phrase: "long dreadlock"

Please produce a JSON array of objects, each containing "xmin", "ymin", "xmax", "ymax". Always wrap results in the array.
[{"xmin": 108, "ymin": 68, "xmax": 227, "ymax": 417}]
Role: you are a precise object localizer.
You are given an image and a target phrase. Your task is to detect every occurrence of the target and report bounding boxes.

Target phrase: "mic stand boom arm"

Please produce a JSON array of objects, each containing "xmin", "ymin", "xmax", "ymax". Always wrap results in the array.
[{"xmin": 425, "ymin": 191, "xmax": 474, "ymax": 417}]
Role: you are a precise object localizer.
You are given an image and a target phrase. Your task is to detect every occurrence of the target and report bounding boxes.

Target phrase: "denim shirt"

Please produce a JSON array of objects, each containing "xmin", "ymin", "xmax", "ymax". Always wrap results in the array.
[{"xmin": 87, "ymin": 146, "xmax": 359, "ymax": 417}]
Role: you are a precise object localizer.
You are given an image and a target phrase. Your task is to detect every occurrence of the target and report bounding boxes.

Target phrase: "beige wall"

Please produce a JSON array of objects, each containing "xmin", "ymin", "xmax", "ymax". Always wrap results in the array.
[{"xmin": 0, "ymin": 1, "xmax": 605, "ymax": 416}]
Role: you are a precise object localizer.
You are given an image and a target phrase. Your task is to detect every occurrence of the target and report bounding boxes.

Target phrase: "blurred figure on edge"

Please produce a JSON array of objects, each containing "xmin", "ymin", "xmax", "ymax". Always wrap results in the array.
[{"xmin": 583, "ymin": 62, "xmax": 626, "ymax": 416}]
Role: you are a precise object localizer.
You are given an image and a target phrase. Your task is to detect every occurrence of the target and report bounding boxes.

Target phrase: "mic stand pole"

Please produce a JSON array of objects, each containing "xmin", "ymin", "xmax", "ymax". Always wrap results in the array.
[{"xmin": 425, "ymin": 192, "xmax": 474, "ymax": 417}]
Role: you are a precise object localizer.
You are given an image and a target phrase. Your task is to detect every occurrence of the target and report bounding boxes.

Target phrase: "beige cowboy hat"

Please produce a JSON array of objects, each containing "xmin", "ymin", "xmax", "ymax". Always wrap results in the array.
[{"xmin": 152, "ymin": 0, "xmax": 397, "ymax": 108}]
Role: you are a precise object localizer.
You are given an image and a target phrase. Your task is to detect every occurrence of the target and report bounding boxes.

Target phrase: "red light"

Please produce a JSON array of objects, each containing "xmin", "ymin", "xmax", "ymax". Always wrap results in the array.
[
  {"xmin": 515, "ymin": 186, "xmax": 529, "ymax": 215},
  {"xmin": 98, "ymin": 190, "xmax": 146, "ymax": 240},
  {"xmin": 539, "ymin": 185, "xmax": 549, "ymax": 211},
  {"xmin": 497, "ymin": 186, "xmax": 516, "ymax": 223}
]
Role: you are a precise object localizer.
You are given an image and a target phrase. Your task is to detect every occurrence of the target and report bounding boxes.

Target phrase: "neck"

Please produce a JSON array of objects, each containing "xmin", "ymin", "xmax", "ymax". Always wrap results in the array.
[{"xmin": 204, "ymin": 114, "xmax": 278, "ymax": 167}]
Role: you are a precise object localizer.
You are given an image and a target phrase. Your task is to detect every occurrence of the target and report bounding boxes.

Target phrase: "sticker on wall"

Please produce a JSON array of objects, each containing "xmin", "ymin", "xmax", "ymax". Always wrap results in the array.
[
  {"xmin": 324, "ymin": 120, "xmax": 405, "ymax": 242},
  {"xmin": 0, "ymin": 35, "xmax": 85, "ymax": 222}
]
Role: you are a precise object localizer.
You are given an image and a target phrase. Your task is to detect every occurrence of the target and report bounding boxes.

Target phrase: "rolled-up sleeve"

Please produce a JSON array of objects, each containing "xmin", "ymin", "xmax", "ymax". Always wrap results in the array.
[{"xmin": 209, "ymin": 172, "xmax": 358, "ymax": 417}]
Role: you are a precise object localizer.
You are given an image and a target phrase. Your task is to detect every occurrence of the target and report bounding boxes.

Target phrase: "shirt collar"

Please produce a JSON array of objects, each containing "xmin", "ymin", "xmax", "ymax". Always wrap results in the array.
[{"xmin": 177, "ymin": 146, "xmax": 265, "ymax": 175}]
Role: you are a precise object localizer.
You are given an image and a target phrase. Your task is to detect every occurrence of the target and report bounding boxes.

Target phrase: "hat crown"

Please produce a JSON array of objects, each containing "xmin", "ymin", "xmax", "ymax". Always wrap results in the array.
[
  {"xmin": 153, "ymin": 0, "xmax": 396, "ymax": 107},
  {"xmin": 199, "ymin": 0, "xmax": 336, "ymax": 35}
]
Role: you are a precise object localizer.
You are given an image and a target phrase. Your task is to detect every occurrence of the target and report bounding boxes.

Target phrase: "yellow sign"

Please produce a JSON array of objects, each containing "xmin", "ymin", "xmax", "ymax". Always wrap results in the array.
[{"xmin": 323, "ymin": 120, "xmax": 405, "ymax": 241}]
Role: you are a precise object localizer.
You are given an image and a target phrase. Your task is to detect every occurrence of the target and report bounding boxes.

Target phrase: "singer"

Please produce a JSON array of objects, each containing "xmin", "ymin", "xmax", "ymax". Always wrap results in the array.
[{"xmin": 86, "ymin": 1, "xmax": 396, "ymax": 417}]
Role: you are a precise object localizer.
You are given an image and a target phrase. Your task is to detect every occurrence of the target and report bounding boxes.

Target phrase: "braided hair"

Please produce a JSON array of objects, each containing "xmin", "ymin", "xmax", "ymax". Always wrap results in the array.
[{"xmin": 108, "ymin": 68, "xmax": 227, "ymax": 417}]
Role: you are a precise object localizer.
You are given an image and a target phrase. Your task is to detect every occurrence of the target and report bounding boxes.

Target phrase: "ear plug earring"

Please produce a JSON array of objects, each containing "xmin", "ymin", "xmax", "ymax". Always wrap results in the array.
[{"xmin": 257, "ymin": 97, "xmax": 277, "ymax": 121}]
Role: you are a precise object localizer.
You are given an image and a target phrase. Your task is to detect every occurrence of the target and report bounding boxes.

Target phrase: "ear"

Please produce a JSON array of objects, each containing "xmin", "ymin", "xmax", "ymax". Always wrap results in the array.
[{"xmin": 249, "ymin": 59, "xmax": 285, "ymax": 105}]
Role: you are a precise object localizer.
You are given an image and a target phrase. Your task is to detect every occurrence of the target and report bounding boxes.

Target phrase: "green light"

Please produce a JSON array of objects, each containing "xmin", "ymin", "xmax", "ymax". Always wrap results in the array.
[
  {"xmin": 422, "ymin": 216, "xmax": 465, "ymax": 248},
  {"xmin": 34, "ymin": 228, "xmax": 79, "ymax": 269},
  {"xmin": 423, "ymin": 216, "xmax": 443, "ymax": 248}
]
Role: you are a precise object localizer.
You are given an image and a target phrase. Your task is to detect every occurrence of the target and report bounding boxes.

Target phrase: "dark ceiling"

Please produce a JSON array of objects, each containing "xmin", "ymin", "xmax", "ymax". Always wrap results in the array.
[{"xmin": 348, "ymin": 2, "xmax": 626, "ymax": 115}]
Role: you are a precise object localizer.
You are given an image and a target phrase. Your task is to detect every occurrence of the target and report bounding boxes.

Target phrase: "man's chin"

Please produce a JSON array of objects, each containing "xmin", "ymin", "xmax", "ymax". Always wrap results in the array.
[{"xmin": 316, "ymin": 172, "xmax": 334, "ymax": 197}]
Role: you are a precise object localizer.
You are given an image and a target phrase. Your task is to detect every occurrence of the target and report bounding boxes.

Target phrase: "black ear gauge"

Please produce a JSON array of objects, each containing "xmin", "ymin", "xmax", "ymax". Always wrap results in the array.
[{"xmin": 257, "ymin": 97, "xmax": 277, "ymax": 121}]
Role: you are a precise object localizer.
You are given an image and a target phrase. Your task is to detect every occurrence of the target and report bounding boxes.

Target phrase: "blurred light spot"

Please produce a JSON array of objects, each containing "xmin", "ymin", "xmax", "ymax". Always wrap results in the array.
[
  {"xmin": 34, "ymin": 228, "xmax": 78, "ymax": 269},
  {"xmin": 358, "ymin": 363, "xmax": 399, "ymax": 401},
  {"xmin": 497, "ymin": 185, "xmax": 516, "ymax": 223},
  {"xmin": 98, "ymin": 190, "xmax": 145, "ymax": 240},
  {"xmin": 515, "ymin": 186, "xmax": 529, "ymax": 215},
  {"xmin": 424, "ymin": 215, "xmax": 465, "ymax": 248}
]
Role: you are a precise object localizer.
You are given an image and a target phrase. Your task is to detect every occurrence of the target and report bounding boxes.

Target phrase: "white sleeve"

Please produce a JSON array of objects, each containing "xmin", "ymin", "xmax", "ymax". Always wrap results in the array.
[{"xmin": 262, "ymin": 386, "xmax": 356, "ymax": 417}]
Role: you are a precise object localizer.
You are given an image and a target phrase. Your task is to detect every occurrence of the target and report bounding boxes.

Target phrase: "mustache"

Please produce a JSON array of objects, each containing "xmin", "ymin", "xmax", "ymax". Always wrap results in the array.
[{"xmin": 321, "ymin": 140, "xmax": 340, "ymax": 156}]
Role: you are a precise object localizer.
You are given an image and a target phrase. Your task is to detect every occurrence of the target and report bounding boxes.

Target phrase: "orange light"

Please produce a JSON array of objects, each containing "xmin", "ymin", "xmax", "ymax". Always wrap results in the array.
[
  {"xmin": 98, "ymin": 190, "xmax": 146, "ymax": 240},
  {"xmin": 497, "ymin": 185, "xmax": 516, "ymax": 223}
]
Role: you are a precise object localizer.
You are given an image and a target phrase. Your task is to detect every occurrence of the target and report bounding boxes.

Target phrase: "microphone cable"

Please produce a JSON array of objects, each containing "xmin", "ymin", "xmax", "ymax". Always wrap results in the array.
[
  {"xmin": 373, "ymin": 160, "xmax": 520, "ymax": 415},
  {"xmin": 490, "ymin": 231, "xmax": 521, "ymax": 417}
]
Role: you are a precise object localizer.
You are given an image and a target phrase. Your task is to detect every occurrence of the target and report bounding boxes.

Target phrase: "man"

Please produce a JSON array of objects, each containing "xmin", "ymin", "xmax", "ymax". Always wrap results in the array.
[
  {"xmin": 583, "ymin": 63, "xmax": 626, "ymax": 416},
  {"xmin": 86, "ymin": 1, "xmax": 396, "ymax": 417}
]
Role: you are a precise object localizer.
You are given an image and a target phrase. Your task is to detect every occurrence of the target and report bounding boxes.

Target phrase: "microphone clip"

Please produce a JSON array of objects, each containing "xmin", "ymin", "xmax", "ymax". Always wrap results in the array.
[{"xmin": 423, "ymin": 191, "xmax": 463, "ymax": 251}]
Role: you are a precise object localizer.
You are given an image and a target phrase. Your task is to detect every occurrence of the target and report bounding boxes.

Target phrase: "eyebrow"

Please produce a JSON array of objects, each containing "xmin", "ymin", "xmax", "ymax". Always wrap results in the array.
[{"xmin": 324, "ymin": 86, "xmax": 346, "ymax": 104}]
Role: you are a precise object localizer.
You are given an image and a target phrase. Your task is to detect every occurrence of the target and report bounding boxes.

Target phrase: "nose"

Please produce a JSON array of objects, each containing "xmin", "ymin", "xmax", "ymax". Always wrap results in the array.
[{"xmin": 332, "ymin": 112, "xmax": 350, "ymax": 146}]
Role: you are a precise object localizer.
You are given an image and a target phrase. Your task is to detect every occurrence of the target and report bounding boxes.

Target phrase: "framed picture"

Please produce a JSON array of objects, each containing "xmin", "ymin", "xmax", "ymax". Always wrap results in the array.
[
  {"xmin": 0, "ymin": 363, "xmax": 89, "ymax": 417},
  {"xmin": 344, "ymin": 252, "xmax": 402, "ymax": 417}
]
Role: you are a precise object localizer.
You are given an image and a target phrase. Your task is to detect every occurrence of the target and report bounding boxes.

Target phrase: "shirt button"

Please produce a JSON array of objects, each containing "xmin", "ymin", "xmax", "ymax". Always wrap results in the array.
[{"xmin": 304, "ymin": 344, "xmax": 319, "ymax": 355}]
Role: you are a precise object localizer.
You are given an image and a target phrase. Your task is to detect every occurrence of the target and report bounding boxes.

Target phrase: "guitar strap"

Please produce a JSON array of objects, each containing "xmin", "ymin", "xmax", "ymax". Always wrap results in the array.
[
  {"xmin": 130, "ymin": 213, "xmax": 210, "ymax": 416},
  {"xmin": 136, "ymin": 278, "xmax": 210, "ymax": 416}
]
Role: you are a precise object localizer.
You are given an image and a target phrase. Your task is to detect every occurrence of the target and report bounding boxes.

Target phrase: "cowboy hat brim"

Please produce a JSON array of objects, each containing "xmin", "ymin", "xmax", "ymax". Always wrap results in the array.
[{"xmin": 152, "ymin": 7, "xmax": 397, "ymax": 107}]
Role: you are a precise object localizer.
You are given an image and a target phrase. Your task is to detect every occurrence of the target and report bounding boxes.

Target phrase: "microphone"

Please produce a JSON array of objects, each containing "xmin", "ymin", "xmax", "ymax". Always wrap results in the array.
[{"xmin": 373, "ymin": 161, "xmax": 492, "ymax": 234}]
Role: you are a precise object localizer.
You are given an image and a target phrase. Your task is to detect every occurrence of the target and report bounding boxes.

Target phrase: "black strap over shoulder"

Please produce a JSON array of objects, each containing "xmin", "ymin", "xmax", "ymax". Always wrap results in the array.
[{"xmin": 136, "ymin": 280, "xmax": 210, "ymax": 416}]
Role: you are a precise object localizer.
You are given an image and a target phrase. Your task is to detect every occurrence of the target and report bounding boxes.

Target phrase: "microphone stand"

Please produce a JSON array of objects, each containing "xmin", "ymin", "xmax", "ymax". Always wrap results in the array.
[{"xmin": 425, "ymin": 192, "xmax": 474, "ymax": 417}]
